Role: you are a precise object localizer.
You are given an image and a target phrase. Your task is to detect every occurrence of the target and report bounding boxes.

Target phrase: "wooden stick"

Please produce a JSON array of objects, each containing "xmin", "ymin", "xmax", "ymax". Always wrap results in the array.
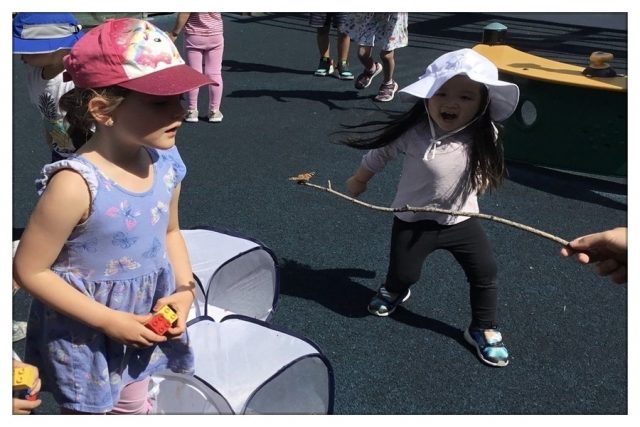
[{"xmin": 298, "ymin": 179, "xmax": 569, "ymax": 246}]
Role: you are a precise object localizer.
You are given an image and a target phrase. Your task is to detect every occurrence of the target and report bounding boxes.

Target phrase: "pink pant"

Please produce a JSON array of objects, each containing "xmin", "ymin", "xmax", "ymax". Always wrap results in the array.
[
  {"xmin": 184, "ymin": 33, "xmax": 224, "ymax": 112},
  {"xmin": 109, "ymin": 377, "xmax": 153, "ymax": 415}
]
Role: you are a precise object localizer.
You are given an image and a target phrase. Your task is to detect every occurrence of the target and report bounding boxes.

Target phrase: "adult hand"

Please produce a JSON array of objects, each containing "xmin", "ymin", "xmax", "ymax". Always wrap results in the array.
[{"xmin": 560, "ymin": 227, "xmax": 627, "ymax": 284}]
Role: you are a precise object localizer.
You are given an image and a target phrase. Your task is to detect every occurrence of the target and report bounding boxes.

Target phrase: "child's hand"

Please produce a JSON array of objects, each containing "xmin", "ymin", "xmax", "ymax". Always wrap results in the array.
[
  {"xmin": 101, "ymin": 310, "xmax": 167, "ymax": 348},
  {"xmin": 153, "ymin": 289, "xmax": 194, "ymax": 339},
  {"xmin": 346, "ymin": 176, "xmax": 367, "ymax": 197},
  {"xmin": 12, "ymin": 360, "xmax": 42, "ymax": 415},
  {"xmin": 12, "ymin": 394, "xmax": 41, "ymax": 415}
]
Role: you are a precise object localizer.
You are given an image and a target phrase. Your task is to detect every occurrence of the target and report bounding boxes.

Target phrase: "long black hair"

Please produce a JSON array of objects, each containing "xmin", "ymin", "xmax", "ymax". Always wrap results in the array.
[{"xmin": 341, "ymin": 89, "xmax": 506, "ymax": 194}]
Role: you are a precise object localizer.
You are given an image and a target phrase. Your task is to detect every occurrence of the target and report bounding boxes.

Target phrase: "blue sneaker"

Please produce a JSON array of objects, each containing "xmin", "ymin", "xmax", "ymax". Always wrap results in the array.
[
  {"xmin": 367, "ymin": 285, "xmax": 411, "ymax": 317},
  {"xmin": 336, "ymin": 60, "xmax": 354, "ymax": 80},
  {"xmin": 314, "ymin": 57, "xmax": 334, "ymax": 77},
  {"xmin": 464, "ymin": 327, "xmax": 509, "ymax": 367}
]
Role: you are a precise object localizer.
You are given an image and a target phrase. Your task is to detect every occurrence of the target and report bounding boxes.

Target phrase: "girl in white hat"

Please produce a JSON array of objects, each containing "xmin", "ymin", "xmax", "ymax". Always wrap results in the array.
[{"xmin": 344, "ymin": 48, "xmax": 520, "ymax": 367}]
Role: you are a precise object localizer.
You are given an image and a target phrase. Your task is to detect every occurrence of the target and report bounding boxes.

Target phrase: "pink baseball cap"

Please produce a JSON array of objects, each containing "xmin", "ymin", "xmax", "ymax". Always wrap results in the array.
[{"xmin": 63, "ymin": 18, "xmax": 216, "ymax": 95}]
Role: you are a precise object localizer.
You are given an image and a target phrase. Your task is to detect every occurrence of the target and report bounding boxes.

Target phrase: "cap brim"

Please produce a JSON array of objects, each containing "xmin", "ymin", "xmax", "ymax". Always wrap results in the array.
[
  {"xmin": 486, "ymin": 84, "xmax": 520, "ymax": 122},
  {"xmin": 468, "ymin": 72, "xmax": 520, "ymax": 121},
  {"xmin": 398, "ymin": 77, "xmax": 434, "ymax": 102},
  {"xmin": 13, "ymin": 32, "xmax": 84, "ymax": 54},
  {"xmin": 117, "ymin": 64, "xmax": 218, "ymax": 96}
]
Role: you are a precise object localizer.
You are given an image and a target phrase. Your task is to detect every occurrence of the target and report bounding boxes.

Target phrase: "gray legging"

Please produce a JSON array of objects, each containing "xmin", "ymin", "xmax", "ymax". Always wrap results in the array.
[{"xmin": 385, "ymin": 216, "xmax": 498, "ymax": 329}]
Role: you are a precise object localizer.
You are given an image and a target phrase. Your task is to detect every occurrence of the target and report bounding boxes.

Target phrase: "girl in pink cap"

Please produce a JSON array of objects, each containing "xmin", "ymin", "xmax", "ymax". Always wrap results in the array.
[
  {"xmin": 14, "ymin": 18, "xmax": 215, "ymax": 414},
  {"xmin": 343, "ymin": 48, "xmax": 519, "ymax": 368}
]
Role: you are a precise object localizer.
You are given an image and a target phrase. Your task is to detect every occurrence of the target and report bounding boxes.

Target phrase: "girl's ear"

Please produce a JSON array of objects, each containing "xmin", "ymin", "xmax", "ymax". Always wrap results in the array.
[{"xmin": 87, "ymin": 96, "xmax": 114, "ymax": 127}]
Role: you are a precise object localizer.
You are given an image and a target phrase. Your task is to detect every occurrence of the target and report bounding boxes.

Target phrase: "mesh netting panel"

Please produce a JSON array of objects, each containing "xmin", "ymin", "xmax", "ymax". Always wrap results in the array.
[
  {"xmin": 206, "ymin": 249, "xmax": 276, "ymax": 321},
  {"xmin": 244, "ymin": 356, "xmax": 332, "ymax": 414},
  {"xmin": 187, "ymin": 317, "xmax": 331, "ymax": 414},
  {"xmin": 151, "ymin": 372, "xmax": 232, "ymax": 414},
  {"xmin": 183, "ymin": 228, "xmax": 277, "ymax": 322}
]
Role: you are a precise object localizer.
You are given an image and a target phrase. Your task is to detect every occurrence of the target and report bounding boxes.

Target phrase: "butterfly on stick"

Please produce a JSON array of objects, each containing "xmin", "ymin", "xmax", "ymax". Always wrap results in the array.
[{"xmin": 288, "ymin": 171, "xmax": 315, "ymax": 184}]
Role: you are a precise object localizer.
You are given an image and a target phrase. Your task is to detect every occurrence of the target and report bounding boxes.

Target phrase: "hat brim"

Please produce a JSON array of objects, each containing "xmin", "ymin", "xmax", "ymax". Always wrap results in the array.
[
  {"xmin": 13, "ymin": 32, "xmax": 84, "ymax": 54},
  {"xmin": 117, "ymin": 64, "xmax": 218, "ymax": 96},
  {"xmin": 399, "ymin": 72, "xmax": 520, "ymax": 122}
]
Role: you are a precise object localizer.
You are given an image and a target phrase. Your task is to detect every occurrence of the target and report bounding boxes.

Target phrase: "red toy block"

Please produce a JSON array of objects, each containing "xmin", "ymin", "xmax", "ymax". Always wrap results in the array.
[{"xmin": 145, "ymin": 313, "xmax": 171, "ymax": 335}]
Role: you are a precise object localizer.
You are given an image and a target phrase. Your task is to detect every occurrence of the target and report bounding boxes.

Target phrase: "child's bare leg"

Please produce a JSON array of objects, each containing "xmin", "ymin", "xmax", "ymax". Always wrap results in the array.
[
  {"xmin": 379, "ymin": 49, "xmax": 395, "ymax": 82},
  {"xmin": 358, "ymin": 45, "xmax": 374, "ymax": 70},
  {"xmin": 316, "ymin": 25, "xmax": 330, "ymax": 58},
  {"xmin": 337, "ymin": 32, "xmax": 351, "ymax": 62}
]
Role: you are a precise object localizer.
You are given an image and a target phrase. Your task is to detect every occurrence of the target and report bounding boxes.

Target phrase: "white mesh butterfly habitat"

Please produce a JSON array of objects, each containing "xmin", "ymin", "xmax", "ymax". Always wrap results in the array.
[{"xmin": 151, "ymin": 227, "xmax": 335, "ymax": 414}]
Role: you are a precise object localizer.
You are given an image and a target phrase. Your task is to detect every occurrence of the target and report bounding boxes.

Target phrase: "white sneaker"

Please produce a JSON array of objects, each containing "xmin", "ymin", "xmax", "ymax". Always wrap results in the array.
[
  {"xmin": 184, "ymin": 109, "xmax": 199, "ymax": 122},
  {"xmin": 208, "ymin": 110, "xmax": 223, "ymax": 123}
]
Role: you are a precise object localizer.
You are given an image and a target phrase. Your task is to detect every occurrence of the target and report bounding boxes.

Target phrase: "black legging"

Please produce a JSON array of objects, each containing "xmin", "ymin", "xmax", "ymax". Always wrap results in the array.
[{"xmin": 385, "ymin": 216, "xmax": 498, "ymax": 329}]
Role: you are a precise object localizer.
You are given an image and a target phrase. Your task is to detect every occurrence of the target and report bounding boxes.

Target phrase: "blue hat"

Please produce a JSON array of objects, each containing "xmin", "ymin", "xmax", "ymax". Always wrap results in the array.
[{"xmin": 13, "ymin": 13, "xmax": 84, "ymax": 54}]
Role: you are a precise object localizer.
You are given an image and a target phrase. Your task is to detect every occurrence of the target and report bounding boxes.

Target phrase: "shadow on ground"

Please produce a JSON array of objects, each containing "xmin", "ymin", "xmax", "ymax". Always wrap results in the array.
[
  {"xmin": 278, "ymin": 258, "xmax": 471, "ymax": 353},
  {"xmin": 506, "ymin": 162, "xmax": 627, "ymax": 210}
]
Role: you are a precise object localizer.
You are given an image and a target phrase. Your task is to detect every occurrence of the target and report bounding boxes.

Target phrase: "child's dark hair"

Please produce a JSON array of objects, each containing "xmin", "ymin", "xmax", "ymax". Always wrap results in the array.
[
  {"xmin": 59, "ymin": 86, "xmax": 129, "ymax": 150},
  {"xmin": 342, "ymin": 88, "xmax": 505, "ymax": 194}
]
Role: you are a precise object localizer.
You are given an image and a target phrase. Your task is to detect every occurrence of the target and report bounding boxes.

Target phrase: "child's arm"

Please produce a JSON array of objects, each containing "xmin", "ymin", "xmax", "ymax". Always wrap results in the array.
[
  {"xmin": 346, "ymin": 134, "xmax": 408, "ymax": 197},
  {"xmin": 13, "ymin": 170, "xmax": 166, "ymax": 347},
  {"xmin": 169, "ymin": 13, "xmax": 191, "ymax": 41},
  {"xmin": 346, "ymin": 166, "xmax": 375, "ymax": 197},
  {"xmin": 155, "ymin": 183, "xmax": 195, "ymax": 339}
]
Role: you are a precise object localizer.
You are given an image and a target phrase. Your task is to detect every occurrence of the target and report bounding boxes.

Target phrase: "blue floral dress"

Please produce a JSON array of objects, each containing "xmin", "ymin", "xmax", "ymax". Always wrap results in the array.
[{"xmin": 24, "ymin": 146, "xmax": 194, "ymax": 413}]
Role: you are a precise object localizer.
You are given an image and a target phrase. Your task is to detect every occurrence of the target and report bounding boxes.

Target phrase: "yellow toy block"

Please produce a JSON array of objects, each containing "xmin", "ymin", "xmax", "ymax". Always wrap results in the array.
[
  {"xmin": 157, "ymin": 305, "xmax": 178, "ymax": 324},
  {"xmin": 13, "ymin": 366, "xmax": 37, "ymax": 391}
]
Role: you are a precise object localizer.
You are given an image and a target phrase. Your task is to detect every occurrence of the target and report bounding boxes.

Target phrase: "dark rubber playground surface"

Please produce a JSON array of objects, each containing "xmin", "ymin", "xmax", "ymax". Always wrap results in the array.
[{"xmin": 12, "ymin": 13, "xmax": 627, "ymax": 415}]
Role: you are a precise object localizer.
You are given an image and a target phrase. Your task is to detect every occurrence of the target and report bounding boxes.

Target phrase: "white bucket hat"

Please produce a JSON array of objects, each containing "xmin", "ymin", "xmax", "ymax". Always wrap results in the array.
[{"xmin": 399, "ymin": 48, "xmax": 520, "ymax": 122}]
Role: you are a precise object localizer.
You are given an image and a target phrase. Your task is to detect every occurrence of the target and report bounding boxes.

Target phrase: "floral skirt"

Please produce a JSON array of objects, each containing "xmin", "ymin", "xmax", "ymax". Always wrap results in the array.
[{"xmin": 343, "ymin": 13, "xmax": 409, "ymax": 50}]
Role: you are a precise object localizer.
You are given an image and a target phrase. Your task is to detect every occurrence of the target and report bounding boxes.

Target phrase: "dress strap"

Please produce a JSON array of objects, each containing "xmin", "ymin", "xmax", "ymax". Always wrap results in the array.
[{"xmin": 35, "ymin": 157, "xmax": 99, "ymax": 202}]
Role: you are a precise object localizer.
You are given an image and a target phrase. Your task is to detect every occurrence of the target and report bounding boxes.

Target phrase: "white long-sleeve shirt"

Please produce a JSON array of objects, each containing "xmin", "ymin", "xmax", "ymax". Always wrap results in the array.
[{"xmin": 361, "ymin": 120, "xmax": 478, "ymax": 225}]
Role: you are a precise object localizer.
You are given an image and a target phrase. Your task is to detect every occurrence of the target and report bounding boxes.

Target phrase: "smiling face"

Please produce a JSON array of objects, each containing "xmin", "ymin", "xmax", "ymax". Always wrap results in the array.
[
  {"xmin": 426, "ymin": 75, "xmax": 486, "ymax": 132},
  {"xmin": 110, "ymin": 91, "xmax": 185, "ymax": 150}
]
